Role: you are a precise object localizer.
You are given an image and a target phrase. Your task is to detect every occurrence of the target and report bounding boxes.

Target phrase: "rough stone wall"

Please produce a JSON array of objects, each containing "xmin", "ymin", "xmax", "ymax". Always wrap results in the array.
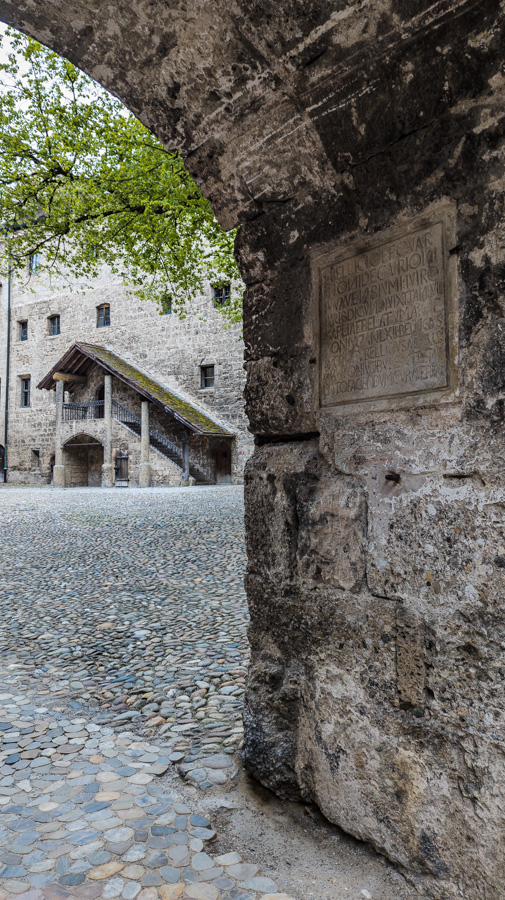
[
  {"xmin": 1, "ymin": 2, "xmax": 505, "ymax": 897},
  {"xmin": 0, "ymin": 265, "xmax": 251, "ymax": 484}
]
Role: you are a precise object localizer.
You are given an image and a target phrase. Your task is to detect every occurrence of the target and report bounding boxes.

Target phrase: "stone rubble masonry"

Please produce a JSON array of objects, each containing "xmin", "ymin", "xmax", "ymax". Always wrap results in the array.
[
  {"xmin": 0, "ymin": 1, "xmax": 505, "ymax": 898},
  {"xmin": 0, "ymin": 264, "xmax": 253, "ymax": 486}
]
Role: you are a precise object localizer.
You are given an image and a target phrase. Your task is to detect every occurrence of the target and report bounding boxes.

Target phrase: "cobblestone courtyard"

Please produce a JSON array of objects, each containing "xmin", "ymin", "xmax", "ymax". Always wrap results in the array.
[{"xmin": 0, "ymin": 487, "xmax": 413, "ymax": 900}]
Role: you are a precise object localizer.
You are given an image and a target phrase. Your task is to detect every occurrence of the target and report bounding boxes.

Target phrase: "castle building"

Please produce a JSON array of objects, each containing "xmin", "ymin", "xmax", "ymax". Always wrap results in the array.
[{"xmin": 0, "ymin": 262, "xmax": 252, "ymax": 487}]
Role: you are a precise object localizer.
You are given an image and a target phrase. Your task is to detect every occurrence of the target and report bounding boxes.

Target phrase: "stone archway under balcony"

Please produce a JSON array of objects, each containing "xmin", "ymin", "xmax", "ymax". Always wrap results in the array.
[{"xmin": 62, "ymin": 433, "xmax": 104, "ymax": 487}]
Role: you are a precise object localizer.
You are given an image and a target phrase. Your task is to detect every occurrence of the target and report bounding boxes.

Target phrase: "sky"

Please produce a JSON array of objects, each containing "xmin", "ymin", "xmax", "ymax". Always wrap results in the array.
[{"xmin": 0, "ymin": 22, "xmax": 15, "ymax": 64}]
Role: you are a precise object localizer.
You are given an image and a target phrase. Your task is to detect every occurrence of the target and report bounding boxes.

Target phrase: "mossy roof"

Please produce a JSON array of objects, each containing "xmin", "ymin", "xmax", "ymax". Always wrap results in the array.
[{"xmin": 38, "ymin": 341, "xmax": 234, "ymax": 436}]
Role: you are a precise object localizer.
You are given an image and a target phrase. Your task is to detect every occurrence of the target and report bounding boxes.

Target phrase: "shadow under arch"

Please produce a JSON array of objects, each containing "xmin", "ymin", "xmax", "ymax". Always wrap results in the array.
[{"xmin": 62, "ymin": 433, "xmax": 104, "ymax": 487}]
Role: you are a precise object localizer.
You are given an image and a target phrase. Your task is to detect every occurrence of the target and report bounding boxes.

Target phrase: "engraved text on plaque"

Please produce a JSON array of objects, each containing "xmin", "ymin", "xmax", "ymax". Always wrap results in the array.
[{"xmin": 318, "ymin": 220, "xmax": 448, "ymax": 407}]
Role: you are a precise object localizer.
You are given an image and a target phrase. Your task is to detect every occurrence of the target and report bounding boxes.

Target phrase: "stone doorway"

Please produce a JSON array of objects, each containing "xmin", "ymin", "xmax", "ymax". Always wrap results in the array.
[
  {"xmin": 62, "ymin": 435, "xmax": 104, "ymax": 487},
  {"xmin": 216, "ymin": 440, "xmax": 232, "ymax": 484},
  {"xmin": 114, "ymin": 452, "xmax": 129, "ymax": 486}
]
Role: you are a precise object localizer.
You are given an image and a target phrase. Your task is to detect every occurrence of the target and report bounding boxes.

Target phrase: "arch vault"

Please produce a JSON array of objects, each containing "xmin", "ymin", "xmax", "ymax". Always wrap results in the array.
[{"xmin": 2, "ymin": 2, "xmax": 505, "ymax": 896}]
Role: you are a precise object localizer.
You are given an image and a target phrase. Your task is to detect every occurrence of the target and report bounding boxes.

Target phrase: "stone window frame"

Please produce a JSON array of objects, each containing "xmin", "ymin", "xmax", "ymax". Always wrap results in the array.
[
  {"xmin": 20, "ymin": 376, "xmax": 31, "ymax": 408},
  {"xmin": 200, "ymin": 364, "xmax": 215, "ymax": 389},
  {"xmin": 18, "ymin": 320, "xmax": 28, "ymax": 341},
  {"xmin": 47, "ymin": 314, "xmax": 61, "ymax": 336},
  {"xmin": 97, "ymin": 303, "xmax": 111, "ymax": 328}
]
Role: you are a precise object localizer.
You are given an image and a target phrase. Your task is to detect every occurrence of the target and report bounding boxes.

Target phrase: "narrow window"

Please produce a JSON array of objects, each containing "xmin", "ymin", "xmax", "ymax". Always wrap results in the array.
[
  {"xmin": 21, "ymin": 377, "xmax": 31, "ymax": 408},
  {"xmin": 29, "ymin": 252, "xmax": 40, "ymax": 273},
  {"xmin": 31, "ymin": 449, "xmax": 40, "ymax": 468},
  {"xmin": 162, "ymin": 296, "xmax": 172, "ymax": 315},
  {"xmin": 48, "ymin": 314, "xmax": 60, "ymax": 336},
  {"xmin": 19, "ymin": 321, "xmax": 28, "ymax": 341},
  {"xmin": 200, "ymin": 365, "xmax": 215, "ymax": 389},
  {"xmin": 97, "ymin": 303, "xmax": 110, "ymax": 327},
  {"xmin": 212, "ymin": 284, "xmax": 231, "ymax": 307}
]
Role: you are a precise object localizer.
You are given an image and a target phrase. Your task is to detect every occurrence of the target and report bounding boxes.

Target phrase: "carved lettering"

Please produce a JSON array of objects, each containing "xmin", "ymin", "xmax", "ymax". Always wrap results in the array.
[{"xmin": 318, "ymin": 221, "xmax": 449, "ymax": 407}]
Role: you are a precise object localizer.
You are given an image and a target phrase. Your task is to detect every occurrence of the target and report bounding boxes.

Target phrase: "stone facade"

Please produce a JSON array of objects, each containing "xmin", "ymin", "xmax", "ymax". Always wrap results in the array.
[
  {"xmin": 0, "ymin": 264, "xmax": 251, "ymax": 486},
  {"xmin": 1, "ymin": 2, "xmax": 505, "ymax": 897}
]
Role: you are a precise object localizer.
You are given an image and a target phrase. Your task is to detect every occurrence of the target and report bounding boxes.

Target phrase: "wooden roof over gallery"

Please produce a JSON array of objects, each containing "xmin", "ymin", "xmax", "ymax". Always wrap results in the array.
[{"xmin": 38, "ymin": 341, "xmax": 233, "ymax": 437}]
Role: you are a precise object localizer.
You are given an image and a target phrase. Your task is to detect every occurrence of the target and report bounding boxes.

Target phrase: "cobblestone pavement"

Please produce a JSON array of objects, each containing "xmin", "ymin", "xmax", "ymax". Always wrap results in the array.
[
  {"xmin": 0, "ymin": 487, "xmax": 292, "ymax": 900},
  {"xmin": 1, "ymin": 487, "xmax": 248, "ymax": 779}
]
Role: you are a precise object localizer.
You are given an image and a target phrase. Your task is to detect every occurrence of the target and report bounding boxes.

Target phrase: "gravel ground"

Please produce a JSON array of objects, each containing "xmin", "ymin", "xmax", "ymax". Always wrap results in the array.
[{"xmin": 0, "ymin": 486, "xmax": 416, "ymax": 900}]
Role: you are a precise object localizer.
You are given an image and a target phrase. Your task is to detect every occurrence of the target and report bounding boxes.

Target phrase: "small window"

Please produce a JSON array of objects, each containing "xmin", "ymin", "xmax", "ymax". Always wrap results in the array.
[
  {"xmin": 19, "ymin": 321, "xmax": 28, "ymax": 341},
  {"xmin": 31, "ymin": 449, "xmax": 40, "ymax": 468},
  {"xmin": 48, "ymin": 314, "xmax": 60, "ymax": 336},
  {"xmin": 29, "ymin": 252, "xmax": 40, "ymax": 273},
  {"xmin": 161, "ymin": 296, "xmax": 172, "ymax": 315},
  {"xmin": 21, "ymin": 377, "xmax": 31, "ymax": 408},
  {"xmin": 201, "ymin": 365, "xmax": 215, "ymax": 389},
  {"xmin": 213, "ymin": 284, "xmax": 231, "ymax": 307},
  {"xmin": 97, "ymin": 303, "xmax": 110, "ymax": 327}
]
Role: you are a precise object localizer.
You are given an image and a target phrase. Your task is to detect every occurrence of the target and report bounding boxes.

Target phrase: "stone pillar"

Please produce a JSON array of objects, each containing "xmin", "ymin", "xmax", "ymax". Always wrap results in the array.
[
  {"xmin": 52, "ymin": 380, "xmax": 65, "ymax": 487},
  {"xmin": 139, "ymin": 399, "xmax": 150, "ymax": 488},
  {"xmin": 101, "ymin": 374, "xmax": 114, "ymax": 487},
  {"xmin": 182, "ymin": 435, "xmax": 190, "ymax": 484}
]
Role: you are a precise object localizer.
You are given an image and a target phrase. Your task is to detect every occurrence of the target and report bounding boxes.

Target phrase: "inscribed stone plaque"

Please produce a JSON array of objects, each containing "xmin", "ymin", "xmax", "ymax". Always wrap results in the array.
[{"xmin": 317, "ymin": 218, "xmax": 449, "ymax": 408}]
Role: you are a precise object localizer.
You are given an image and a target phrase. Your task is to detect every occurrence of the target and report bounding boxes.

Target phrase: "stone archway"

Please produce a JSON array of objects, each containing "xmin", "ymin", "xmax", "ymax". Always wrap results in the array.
[
  {"xmin": 1, "ymin": 4, "xmax": 505, "ymax": 896},
  {"xmin": 62, "ymin": 434, "xmax": 104, "ymax": 487}
]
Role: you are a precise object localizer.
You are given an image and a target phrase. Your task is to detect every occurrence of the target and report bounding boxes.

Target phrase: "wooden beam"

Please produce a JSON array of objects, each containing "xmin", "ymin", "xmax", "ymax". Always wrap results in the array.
[{"xmin": 53, "ymin": 372, "xmax": 87, "ymax": 383}]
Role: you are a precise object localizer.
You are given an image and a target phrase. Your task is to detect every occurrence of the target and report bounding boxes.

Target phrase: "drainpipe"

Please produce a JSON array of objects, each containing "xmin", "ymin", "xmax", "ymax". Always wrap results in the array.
[{"xmin": 3, "ymin": 264, "xmax": 11, "ymax": 483}]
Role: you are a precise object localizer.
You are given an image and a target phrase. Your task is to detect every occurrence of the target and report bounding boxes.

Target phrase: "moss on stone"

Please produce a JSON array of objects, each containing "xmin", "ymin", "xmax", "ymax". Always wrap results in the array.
[{"xmin": 48, "ymin": 341, "xmax": 233, "ymax": 435}]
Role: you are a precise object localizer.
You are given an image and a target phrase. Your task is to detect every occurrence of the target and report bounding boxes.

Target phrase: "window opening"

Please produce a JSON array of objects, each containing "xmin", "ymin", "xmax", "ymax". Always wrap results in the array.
[
  {"xmin": 31, "ymin": 449, "xmax": 40, "ymax": 467},
  {"xmin": 96, "ymin": 384, "xmax": 105, "ymax": 419},
  {"xmin": 19, "ymin": 321, "xmax": 28, "ymax": 341},
  {"xmin": 48, "ymin": 314, "xmax": 60, "ymax": 336},
  {"xmin": 21, "ymin": 377, "xmax": 31, "ymax": 408},
  {"xmin": 201, "ymin": 365, "xmax": 215, "ymax": 389},
  {"xmin": 97, "ymin": 304, "xmax": 110, "ymax": 327},
  {"xmin": 29, "ymin": 252, "xmax": 40, "ymax": 273},
  {"xmin": 213, "ymin": 284, "xmax": 231, "ymax": 307}
]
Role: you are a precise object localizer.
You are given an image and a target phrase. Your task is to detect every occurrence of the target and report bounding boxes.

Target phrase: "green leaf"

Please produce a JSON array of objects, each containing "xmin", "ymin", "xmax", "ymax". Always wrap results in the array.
[{"xmin": 0, "ymin": 28, "xmax": 243, "ymax": 325}]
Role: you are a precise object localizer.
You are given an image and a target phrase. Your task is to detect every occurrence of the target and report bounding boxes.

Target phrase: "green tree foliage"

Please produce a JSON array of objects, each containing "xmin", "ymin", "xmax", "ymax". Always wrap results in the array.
[{"xmin": 0, "ymin": 29, "xmax": 243, "ymax": 322}]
